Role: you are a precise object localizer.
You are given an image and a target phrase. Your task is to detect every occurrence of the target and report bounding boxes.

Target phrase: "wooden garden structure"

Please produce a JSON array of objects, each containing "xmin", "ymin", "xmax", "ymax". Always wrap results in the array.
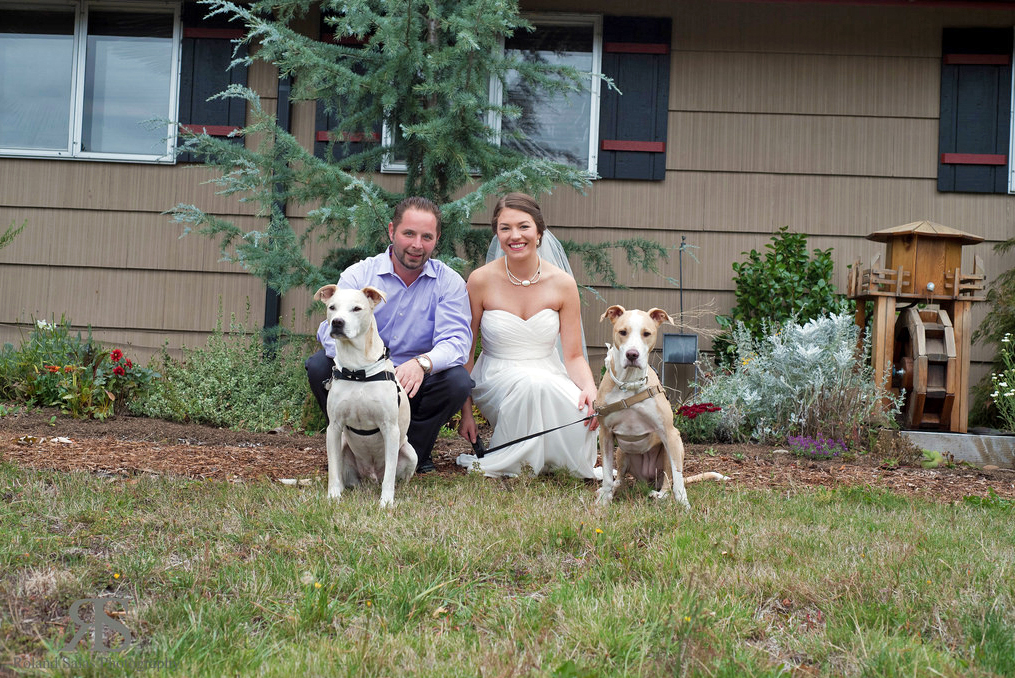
[{"xmin": 847, "ymin": 221, "xmax": 986, "ymax": 432}]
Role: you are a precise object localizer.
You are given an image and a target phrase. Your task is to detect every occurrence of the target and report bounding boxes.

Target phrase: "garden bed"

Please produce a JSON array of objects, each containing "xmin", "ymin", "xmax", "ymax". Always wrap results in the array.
[{"xmin": 2, "ymin": 407, "xmax": 1013, "ymax": 504}]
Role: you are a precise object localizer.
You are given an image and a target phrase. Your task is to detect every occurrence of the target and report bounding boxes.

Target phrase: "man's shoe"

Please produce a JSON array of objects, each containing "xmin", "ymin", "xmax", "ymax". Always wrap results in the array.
[{"xmin": 416, "ymin": 459, "xmax": 436, "ymax": 474}]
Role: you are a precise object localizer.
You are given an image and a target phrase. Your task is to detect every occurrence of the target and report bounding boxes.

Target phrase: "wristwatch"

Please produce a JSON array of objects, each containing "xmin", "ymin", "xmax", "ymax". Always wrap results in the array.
[{"xmin": 414, "ymin": 354, "xmax": 433, "ymax": 374}]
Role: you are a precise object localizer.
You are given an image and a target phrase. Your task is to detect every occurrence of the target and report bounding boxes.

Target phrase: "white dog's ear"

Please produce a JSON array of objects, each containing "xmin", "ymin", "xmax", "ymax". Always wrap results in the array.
[
  {"xmin": 601, "ymin": 305, "xmax": 626, "ymax": 323},
  {"xmin": 314, "ymin": 284, "xmax": 338, "ymax": 302},
  {"xmin": 648, "ymin": 307, "xmax": 674, "ymax": 327},
  {"xmin": 361, "ymin": 286, "xmax": 387, "ymax": 308}
]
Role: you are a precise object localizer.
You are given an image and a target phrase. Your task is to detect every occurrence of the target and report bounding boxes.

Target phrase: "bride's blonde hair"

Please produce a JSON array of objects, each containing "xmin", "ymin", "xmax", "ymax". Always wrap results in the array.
[{"xmin": 491, "ymin": 192, "xmax": 546, "ymax": 237}]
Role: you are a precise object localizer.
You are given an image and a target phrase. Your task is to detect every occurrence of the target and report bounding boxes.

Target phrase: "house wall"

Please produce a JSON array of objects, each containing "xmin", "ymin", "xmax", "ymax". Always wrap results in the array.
[
  {"xmin": 2, "ymin": 0, "xmax": 1014, "ymax": 403},
  {"xmin": 507, "ymin": 0, "xmax": 1015, "ymax": 392}
]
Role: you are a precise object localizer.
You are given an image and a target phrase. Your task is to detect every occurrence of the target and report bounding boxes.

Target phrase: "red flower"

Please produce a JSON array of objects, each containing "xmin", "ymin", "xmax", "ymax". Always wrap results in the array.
[
  {"xmin": 64, "ymin": 365, "xmax": 75, "ymax": 373},
  {"xmin": 110, "ymin": 349, "xmax": 123, "ymax": 363},
  {"xmin": 125, "ymin": 359, "xmax": 133, "ymax": 369},
  {"xmin": 113, "ymin": 365, "xmax": 126, "ymax": 377},
  {"xmin": 45, "ymin": 364, "xmax": 60, "ymax": 373}
]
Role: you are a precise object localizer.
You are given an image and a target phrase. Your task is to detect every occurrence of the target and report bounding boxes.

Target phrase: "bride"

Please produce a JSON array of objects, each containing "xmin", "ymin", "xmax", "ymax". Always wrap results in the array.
[{"xmin": 457, "ymin": 193, "xmax": 599, "ymax": 478}]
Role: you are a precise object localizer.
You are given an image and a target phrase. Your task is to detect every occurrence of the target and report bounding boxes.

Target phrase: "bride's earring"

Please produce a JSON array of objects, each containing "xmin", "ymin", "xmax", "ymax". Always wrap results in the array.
[{"xmin": 537, "ymin": 237, "xmax": 542, "ymax": 247}]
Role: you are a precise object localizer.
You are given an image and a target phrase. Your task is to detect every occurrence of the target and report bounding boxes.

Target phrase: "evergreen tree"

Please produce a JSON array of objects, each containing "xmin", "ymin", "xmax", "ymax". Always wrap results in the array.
[{"xmin": 171, "ymin": 0, "xmax": 665, "ymax": 295}]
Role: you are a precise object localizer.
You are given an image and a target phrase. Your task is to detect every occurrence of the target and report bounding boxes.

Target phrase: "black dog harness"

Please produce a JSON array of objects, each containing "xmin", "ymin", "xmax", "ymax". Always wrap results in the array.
[{"xmin": 326, "ymin": 347, "xmax": 401, "ymax": 437}]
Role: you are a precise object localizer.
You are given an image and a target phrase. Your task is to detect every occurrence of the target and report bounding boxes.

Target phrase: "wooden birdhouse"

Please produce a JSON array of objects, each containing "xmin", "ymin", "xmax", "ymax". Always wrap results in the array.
[
  {"xmin": 868, "ymin": 221, "xmax": 983, "ymax": 298},
  {"xmin": 847, "ymin": 221, "xmax": 986, "ymax": 433}
]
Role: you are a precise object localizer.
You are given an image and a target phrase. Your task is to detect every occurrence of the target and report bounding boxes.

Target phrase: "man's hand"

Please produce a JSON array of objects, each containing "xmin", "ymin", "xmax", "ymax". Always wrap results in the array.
[{"xmin": 395, "ymin": 359, "xmax": 426, "ymax": 398}]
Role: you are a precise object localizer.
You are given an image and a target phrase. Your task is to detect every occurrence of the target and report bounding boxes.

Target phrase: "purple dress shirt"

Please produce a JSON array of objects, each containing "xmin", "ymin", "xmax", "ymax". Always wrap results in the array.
[{"xmin": 316, "ymin": 247, "xmax": 472, "ymax": 373}]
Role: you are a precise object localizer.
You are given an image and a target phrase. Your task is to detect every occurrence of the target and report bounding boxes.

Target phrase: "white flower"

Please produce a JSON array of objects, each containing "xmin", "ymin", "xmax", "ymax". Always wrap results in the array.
[
  {"xmin": 1001, "ymin": 382, "xmax": 1009, "ymax": 388},
  {"xmin": 35, "ymin": 319, "xmax": 54, "ymax": 330},
  {"xmin": 991, "ymin": 391, "xmax": 1000, "ymax": 398}
]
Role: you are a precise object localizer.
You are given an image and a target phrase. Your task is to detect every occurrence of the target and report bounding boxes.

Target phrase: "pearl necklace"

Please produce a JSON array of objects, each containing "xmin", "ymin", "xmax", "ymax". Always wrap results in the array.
[{"xmin": 505, "ymin": 256, "xmax": 541, "ymax": 287}]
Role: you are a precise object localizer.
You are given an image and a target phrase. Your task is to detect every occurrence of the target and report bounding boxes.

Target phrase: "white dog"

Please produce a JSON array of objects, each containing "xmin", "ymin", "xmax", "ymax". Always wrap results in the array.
[
  {"xmin": 595, "ymin": 305, "xmax": 728, "ymax": 509},
  {"xmin": 313, "ymin": 285, "xmax": 417, "ymax": 507}
]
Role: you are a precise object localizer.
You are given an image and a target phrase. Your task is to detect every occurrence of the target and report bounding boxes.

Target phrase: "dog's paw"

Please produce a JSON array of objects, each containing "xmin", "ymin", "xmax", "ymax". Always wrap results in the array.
[
  {"xmin": 328, "ymin": 489, "xmax": 343, "ymax": 501},
  {"xmin": 379, "ymin": 493, "xmax": 395, "ymax": 508},
  {"xmin": 648, "ymin": 490, "xmax": 667, "ymax": 500},
  {"xmin": 595, "ymin": 486, "xmax": 614, "ymax": 506}
]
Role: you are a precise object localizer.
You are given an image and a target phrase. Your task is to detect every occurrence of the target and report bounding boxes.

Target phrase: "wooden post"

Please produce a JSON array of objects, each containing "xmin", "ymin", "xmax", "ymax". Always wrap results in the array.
[
  {"xmin": 950, "ymin": 300, "xmax": 973, "ymax": 433},
  {"xmin": 870, "ymin": 296, "xmax": 896, "ymax": 406}
]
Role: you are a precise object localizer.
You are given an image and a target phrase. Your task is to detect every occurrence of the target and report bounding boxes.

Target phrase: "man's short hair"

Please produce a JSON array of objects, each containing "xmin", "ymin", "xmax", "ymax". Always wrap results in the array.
[{"xmin": 392, "ymin": 196, "xmax": 442, "ymax": 236}]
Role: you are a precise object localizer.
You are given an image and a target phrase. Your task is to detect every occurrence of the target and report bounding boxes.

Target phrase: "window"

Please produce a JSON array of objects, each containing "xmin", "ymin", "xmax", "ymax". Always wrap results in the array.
[
  {"xmin": 494, "ymin": 14, "xmax": 602, "ymax": 172},
  {"xmin": 380, "ymin": 14, "xmax": 603, "ymax": 174},
  {"xmin": 0, "ymin": 1, "xmax": 180, "ymax": 163}
]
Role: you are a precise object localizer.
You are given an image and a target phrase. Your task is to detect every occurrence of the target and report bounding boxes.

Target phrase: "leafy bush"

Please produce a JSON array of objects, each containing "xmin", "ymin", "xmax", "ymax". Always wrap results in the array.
[
  {"xmin": 674, "ymin": 402, "xmax": 722, "ymax": 443},
  {"xmin": 130, "ymin": 320, "xmax": 317, "ymax": 432},
  {"xmin": 713, "ymin": 227, "xmax": 849, "ymax": 367},
  {"xmin": 972, "ymin": 236, "xmax": 1015, "ymax": 427},
  {"xmin": 989, "ymin": 333, "xmax": 1015, "ymax": 432},
  {"xmin": 0, "ymin": 319, "xmax": 157, "ymax": 419},
  {"xmin": 696, "ymin": 313, "xmax": 900, "ymax": 445}
]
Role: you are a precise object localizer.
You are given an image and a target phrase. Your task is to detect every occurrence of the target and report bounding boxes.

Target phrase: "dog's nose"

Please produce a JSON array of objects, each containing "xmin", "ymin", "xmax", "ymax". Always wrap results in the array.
[
  {"xmin": 331, "ymin": 318, "xmax": 345, "ymax": 333},
  {"xmin": 625, "ymin": 349, "xmax": 640, "ymax": 363}
]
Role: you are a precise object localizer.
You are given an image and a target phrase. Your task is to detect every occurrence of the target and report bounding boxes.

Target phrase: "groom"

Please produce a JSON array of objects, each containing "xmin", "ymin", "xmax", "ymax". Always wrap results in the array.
[{"xmin": 305, "ymin": 196, "xmax": 474, "ymax": 473}]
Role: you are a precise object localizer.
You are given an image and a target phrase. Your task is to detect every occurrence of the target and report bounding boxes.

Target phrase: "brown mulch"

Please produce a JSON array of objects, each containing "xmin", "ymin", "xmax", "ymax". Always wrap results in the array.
[{"xmin": 1, "ymin": 407, "xmax": 1013, "ymax": 504}]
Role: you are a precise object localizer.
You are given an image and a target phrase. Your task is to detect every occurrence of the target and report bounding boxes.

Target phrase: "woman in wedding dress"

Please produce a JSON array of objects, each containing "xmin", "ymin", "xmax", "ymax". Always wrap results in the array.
[{"xmin": 456, "ymin": 193, "xmax": 599, "ymax": 478}]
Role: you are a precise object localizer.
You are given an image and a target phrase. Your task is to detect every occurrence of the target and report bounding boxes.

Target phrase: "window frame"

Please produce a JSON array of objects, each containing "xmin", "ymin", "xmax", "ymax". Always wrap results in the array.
[
  {"xmin": 0, "ymin": 0, "xmax": 181, "ymax": 164},
  {"xmin": 380, "ymin": 12, "xmax": 603, "ymax": 174}
]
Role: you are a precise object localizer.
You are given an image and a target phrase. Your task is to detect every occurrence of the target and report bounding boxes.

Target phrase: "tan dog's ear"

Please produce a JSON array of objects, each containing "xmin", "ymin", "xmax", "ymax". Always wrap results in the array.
[
  {"xmin": 361, "ymin": 286, "xmax": 387, "ymax": 309},
  {"xmin": 648, "ymin": 307, "xmax": 674, "ymax": 327},
  {"xmin": 314, "ymin": 284, "xmax": 338, "ymax": 302},
  {"xmin": 601, "ymin": 305, "xmax": 626, "ymax": 323}
]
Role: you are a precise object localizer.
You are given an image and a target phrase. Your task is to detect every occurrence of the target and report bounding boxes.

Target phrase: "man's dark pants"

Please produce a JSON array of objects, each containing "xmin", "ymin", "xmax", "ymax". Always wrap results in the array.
[{"xmin": 305, "ymin": 349, "xmax": 473, "ymax": 470}]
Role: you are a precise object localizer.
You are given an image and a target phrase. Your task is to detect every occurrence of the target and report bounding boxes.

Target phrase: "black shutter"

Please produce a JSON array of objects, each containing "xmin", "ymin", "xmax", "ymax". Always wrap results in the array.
[
  {"xmin": 938, "ymin": 28, "xmax": 1012, "ymax": 193},
  {"xmin": 597, "ymin": 16, "xmax": 671, "ymax": 181},
  {"xmin": 178, "ymin": 2, "xmax": 248, "ymax": 162},
  {"xmin": 314, "ymin": 15, "xmax": 379, "ymax": 165}
]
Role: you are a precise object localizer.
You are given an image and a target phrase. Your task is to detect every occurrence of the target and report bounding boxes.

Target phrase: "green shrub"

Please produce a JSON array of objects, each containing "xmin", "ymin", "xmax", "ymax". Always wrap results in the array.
[
  {"xmin": 989, "ymin": 333, "xmax": 1015, "ymax": 432},
  {"xmin": 714, "ymin": 227, "xmax": 849, "ymax": 368},
  {"xmin": 697, "ymin": 313, "xmax": 900, "ymax": 445},
  {"xmin": 130, "ymin": 320, "xmax": 317, "ymax": 433},
  {"xmin": 0, "ymin": 318, "xmax": 157, "ymax": 419}
]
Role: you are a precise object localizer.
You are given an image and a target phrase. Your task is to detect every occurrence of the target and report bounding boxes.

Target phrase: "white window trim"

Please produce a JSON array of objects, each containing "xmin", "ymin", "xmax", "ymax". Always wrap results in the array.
[
  {"xmin": 0, "ymin": 0, "xmax": 181, "ymax": 164},
  {"xmin": 380, "ymin": 12, "xmax": 602, "ymax": 174},
  {"xmin": 1009, "ymin": 26, "xmax": 1015, "ymax": 193}
]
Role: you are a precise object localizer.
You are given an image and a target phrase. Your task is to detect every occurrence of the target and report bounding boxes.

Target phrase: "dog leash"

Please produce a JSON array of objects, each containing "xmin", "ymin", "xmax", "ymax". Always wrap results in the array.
[
  {"xmin": 472, "ymin": 382, "xmax": 666, "ymax": 456},
  {"xmin": 471, "ymin": 413, "xmax": 596, "ymax": 458}
]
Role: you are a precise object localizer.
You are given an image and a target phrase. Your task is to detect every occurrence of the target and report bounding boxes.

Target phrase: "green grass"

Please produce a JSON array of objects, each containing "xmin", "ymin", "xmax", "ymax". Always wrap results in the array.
[{"xmin": 2, "ymin": 463, "xmax": 1013, "ymax": 677}]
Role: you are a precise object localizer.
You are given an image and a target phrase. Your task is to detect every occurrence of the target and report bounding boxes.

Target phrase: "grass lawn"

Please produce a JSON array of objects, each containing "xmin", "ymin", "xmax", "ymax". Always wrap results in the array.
[{"xmin": 2, "ymin": 461, "xmax": 1013, "ymax": 677}]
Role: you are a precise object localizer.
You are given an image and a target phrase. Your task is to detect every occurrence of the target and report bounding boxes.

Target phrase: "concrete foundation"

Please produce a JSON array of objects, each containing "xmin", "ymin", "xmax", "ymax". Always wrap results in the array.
[{"xmin": 901, "ymin": 431, "xmax": 1015, "ymax": 469}]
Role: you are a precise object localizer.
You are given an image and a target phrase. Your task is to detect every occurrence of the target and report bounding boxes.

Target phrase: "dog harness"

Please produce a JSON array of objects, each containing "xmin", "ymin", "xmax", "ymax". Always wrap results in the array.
[
  {"xmin": 327, "ymin": 347, "xmax": 402, "ymax": 437},
  {"xmin": 595, "ymin": 356, "xmax": 666, "ymax": 446}
]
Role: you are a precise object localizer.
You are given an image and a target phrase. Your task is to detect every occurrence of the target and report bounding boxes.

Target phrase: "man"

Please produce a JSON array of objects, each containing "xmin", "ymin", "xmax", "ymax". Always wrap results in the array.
[{"xmin": 305, "ymin": 196, "xmax": 473, "ymax": 473}]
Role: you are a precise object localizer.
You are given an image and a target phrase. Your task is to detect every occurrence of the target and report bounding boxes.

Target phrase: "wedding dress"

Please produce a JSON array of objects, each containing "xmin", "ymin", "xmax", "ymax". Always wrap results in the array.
[{"xmin": 455, "ymin": 308, "xmax": 599, "ymax": 478}]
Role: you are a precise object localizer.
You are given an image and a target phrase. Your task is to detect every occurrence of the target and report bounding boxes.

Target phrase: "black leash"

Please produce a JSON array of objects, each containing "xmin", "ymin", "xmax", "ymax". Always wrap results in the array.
[{"xmin": 471, "ymin": 413, "xmax": 596, "ymax": 458}]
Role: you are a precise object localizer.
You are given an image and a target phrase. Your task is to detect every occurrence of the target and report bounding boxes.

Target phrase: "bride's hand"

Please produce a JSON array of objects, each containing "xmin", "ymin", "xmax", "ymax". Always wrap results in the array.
[
  {"xmin": 458, "ymin": 410, "xmax": 478, "ymax": 443},
  {"xmin": 578, "ymin": 387, "xmax": 599, "ymax": 431}
]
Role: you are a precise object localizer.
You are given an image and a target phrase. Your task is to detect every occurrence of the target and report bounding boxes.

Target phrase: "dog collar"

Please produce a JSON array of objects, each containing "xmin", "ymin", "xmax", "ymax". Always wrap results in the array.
[
  {"xmin": 330, "ymin": 347, "xmax": 392, "ymax": 382},
  {"xmin": 604, "ymin": 348, "xmax": 649, "ymax": 392}
]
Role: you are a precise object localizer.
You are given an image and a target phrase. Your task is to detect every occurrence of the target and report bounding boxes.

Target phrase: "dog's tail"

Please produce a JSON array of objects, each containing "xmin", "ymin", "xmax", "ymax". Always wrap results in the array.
[{"xmin": 685, "ymin": 471, "xmax": 731, "ymax": 484}]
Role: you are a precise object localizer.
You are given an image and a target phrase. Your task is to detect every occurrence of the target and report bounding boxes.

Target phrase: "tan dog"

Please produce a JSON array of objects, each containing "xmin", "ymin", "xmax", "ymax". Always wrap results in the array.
[
  {"xmin": 313, "ymin": 285, "xmax": 417, "ymax": 507},
  {"xmin": 595, "ymin": 305, "xmax": 728, "ymax": 509}
]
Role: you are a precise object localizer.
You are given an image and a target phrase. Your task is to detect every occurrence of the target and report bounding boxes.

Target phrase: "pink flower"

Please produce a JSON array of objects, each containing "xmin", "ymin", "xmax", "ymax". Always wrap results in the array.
[{"xmin": 110, "ymin": 349, "xmax": 123, "ymax": 363}]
